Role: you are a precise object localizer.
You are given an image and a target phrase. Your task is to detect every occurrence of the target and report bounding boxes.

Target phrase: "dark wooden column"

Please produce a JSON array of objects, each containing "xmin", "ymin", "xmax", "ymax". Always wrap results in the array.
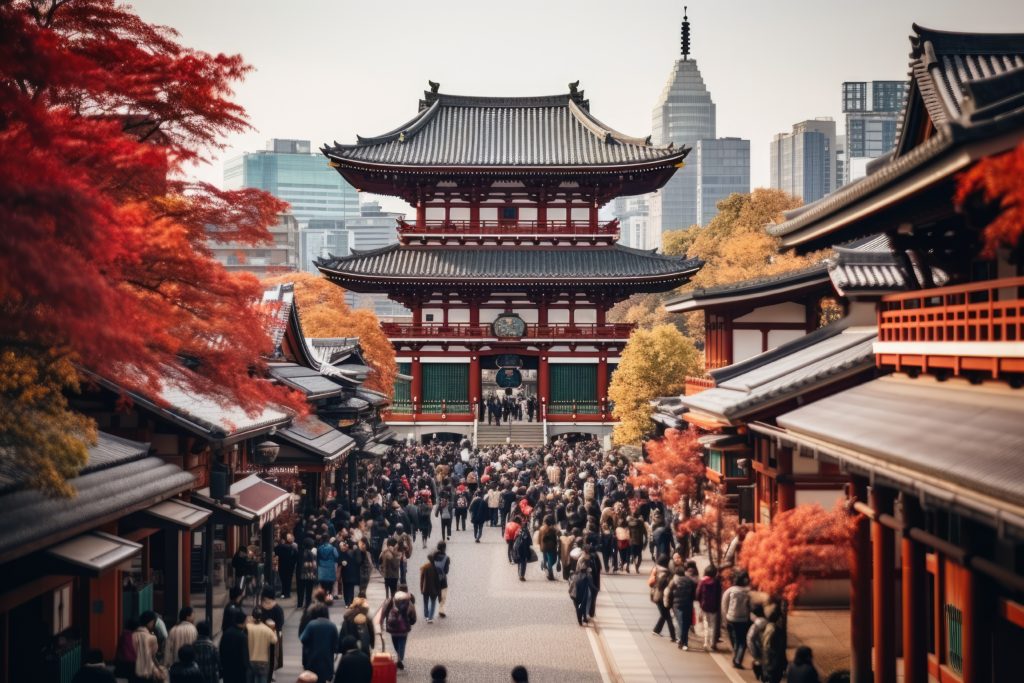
[
  {"xmin": 901, "ymin": 494, "xmax": 927, "ymax": 683},
  {"xmin": 162, "ymin": 530, "xmax": 181, "ymax": 617},
  {"xmin": 776, "ymin": 447, "xmax": 796, "ymax": 512},
  {"xmin": 411, "ymin": 358, "xmax": 422, "ymax": 413},
  {"xmin": 469, "ymin": 354, "xmax": 481, "ymax": 410},
  {"xmin": 597, "ymin": 354, "xmax": 608, "ymax": 417},
  {"xmin": 850, "ymin": 475, "xmax": 873, "ymax": 683},
  {"xmin": 538, "ymin": 353, "xmax": 550, "ymax": 415},
  {"xmin": 872, "ymin": 485, "xmax": 897, "ymax": 683}
]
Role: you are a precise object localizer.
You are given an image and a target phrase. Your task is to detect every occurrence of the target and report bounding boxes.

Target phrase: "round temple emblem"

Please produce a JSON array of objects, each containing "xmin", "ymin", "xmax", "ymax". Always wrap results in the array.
[{"xmin": 491, "ymin": 313, "xmax": 526, "ymax": 338}]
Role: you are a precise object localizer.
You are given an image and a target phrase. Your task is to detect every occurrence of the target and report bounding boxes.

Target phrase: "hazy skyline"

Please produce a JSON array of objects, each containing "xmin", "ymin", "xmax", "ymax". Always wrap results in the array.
[{"xmin": 131, "ymin": 0, "xmax": 1024, "ymax": 217}]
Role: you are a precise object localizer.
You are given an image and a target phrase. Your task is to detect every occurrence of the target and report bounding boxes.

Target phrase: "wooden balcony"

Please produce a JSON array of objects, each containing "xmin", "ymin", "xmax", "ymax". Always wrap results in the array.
[
  {"xmin": 875, "ymin": 276, "xmax": 1024, "ymax": 378},
  {"xmin": 685, "ymin": 375, "xmax": 716, "ymax": 395},
  {"xmin": 382, "ymin": 322, "xmax": 636, "ymax": 340},
  {"xmin": 397, "ymin": 218, "xmax": 619, "ymax": 244}
]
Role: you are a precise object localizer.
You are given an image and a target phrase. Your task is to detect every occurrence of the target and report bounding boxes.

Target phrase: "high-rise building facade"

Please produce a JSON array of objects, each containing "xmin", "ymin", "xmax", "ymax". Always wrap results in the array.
[
  {"xmin": 611, "ymin": 196, "xmax": 656, "ymax": 250},
  {"xmin": 770, "ymin": 118, "xmax": 836, "ymax": 203},
  {"xmin": 207, "ymin": 212, "xmax": 299, "ymax": 275},
  {"xmin": 695, "ymin": 138, "xmax": 750, "ymax": 225},
  {"xmin": 300, "ymin": 219, "xmax": 349, "ymax": 274},
  {"xmin": 841, "ymin": 81, "xmax": 907, "ymax": 184},
  {"xmin": 649, "ymin": 10, "xmax": 717, "ymax": 233},
  {"xmin": 224, "ymin": 138, "xmax": 361, "ymax": 225}
]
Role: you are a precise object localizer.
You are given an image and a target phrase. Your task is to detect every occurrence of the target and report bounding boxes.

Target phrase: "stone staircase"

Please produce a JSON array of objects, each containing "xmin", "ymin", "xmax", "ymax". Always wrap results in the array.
[{"xmin": 475, "ymin": 422, "xmax": 546, "ymax": 448}]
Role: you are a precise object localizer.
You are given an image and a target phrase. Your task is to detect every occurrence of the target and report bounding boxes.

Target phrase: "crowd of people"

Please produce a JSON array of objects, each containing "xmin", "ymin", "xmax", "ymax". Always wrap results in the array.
[
  {"xmin": 87, "ymin": 432, "xmax": 832, "ymax": 683},
  {"xmin": 480, "ymin": 391, "xmax": 538, "ymax": 425}
]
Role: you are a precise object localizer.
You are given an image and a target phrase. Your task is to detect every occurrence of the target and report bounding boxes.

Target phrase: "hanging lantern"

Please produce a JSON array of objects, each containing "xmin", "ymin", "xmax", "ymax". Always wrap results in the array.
[{"xmin": 254, "ymin": 441, "xmax": 280, "ymax": 465}]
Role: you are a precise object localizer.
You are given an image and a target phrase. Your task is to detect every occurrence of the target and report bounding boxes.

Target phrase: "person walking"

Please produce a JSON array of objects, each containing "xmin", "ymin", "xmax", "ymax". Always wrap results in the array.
[
  {"xmin": 537, "ymin": 516, "xmax": 560, "ymax": 581},
  {"xmin": 648, "ymin": 555, "xmax": 677, "ymax": 642},
  {"xmin": 722, "ymin": 572, "xmax": 753, "ymax": 668},
  {"xmin": 746, "ymin": 604, "xmax": 768, "ymax": 681},
  {"xmin": 504, "ymin": 515, "xmax": 521, "ymax": 564},
  {"xmin": 469, "ymin": 490, "xmax": 489, "ymax": 542},
  {"xmin": 246, "ymin": 607, "xmax": 278, "ymax": 683},
  {"xmin": 258, "ymin": 587, "xmax": 285, "ymax": 673},
  {"xmin": 339, "ymin": 597, "xmax": 375, "ymax": 656},
  {"xmin": 332, "ymin": 636, "xmax": 372, "ymax": 683},
  {"xmin": 316, "ymin": 536, "xmax": 339, "ymax": 599},
  {"xmin": 356, "ymin": 537, "xmax": 373, "ymax": 599},
  {"xmin": 664, "ymin": 564, "xmax": 698, "ymax": 651},
  {"xmin": 191, "ymin": 621, "xmax": 219, "ymax": 683},
  {"xmin": 697, "ymin": 565, "xmax": 723, "ymax": 651},
  {"xmin": 512, "ymin": 520, "xmax": 533, "ymax": 581},
  {"xmin": 163, "ymin": 606, "xmax": 197, "ymax": 666},
  {"xmin": 433, "ymin": 541, "xmax": 451, "ymax": 618},
  {"xmin": 417, "ymin": 497, "xmax": 433, "ymax": 548},
  {"xmin": 420, "ymin": 552, "xmax": 442, "ymax": 623},
  {"xmin": 627, "ymin": 514, "xmax": 648, "ymax": 573},
  {"xmin": 338, "ymin": 539, "xmax": 361, "ymax": 607},
  {"xmin": 221, "ymin": 586, "xmax": 245, "ymax": 638},
  {"xmin": 218, "ymin": 610, "xmax": 249, "ymax": 683},
  {"xmin": 132, "ymin": 611, "xmax": 163, "ymax": 683},
  {"xmin": 454, "ymin": 489, "xmax": 469, "ymax": 532},
  {"xmin": 435, "ymin": 497, "xmax": 453, "ymax": 540},
  {"xmin": 568, "ymin": 565, "xmax": 596, "ymax": 626},
  {"xmin": 382, "ymin": 591, "xmax": 417, "ymax": 671},
  {"xmin": 274, "ymin": 533, "xmax": 299, "ymax": 599},
  {"xmin": 486, "ymin": 485, "xmax": 502, "ymax": 527},
  {"xmin": 761, "ymin": 605, "xmax": 788, "ymax": 683},
  {"xmin": 296, "ymin": 538, "xmax": 317, "ymax": 609},
  {"xmin": 299, "ymin": 604, "xmax": 338, "ymax": 683},
  {"xmin": 379, "ymin": 538, "xmax": 402, "ymax": 600},
  {"xmin": 787, "ymin": 646, "xmax": 821, "ymax": 683}
]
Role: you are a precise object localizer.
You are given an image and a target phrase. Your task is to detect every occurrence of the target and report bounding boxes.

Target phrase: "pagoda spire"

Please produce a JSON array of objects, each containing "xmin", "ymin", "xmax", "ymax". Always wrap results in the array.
[{"xmin": 680, "ymin": 6, "xmax": 691, "ymax": 60}]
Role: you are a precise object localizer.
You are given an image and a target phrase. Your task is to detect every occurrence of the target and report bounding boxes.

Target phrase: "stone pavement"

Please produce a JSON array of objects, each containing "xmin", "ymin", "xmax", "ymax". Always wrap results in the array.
[{"xmin": 277, "ymin": 523, "xmax": 603, "ymax": 682}]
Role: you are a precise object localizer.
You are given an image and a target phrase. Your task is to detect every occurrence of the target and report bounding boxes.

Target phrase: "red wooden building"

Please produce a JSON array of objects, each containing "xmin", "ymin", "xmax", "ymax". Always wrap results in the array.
[
  {"xmin": 317, "ymin": 83, "xmax": 702, "ymax": 443},
  {"xmin": 760, "ymin": 25, "xmax": 1024, "ymax": 683}
]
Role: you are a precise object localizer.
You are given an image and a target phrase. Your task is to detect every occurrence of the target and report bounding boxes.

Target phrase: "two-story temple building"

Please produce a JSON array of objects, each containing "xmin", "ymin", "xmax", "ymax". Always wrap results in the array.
[{"xmin": 317, "ymin": 83, "xmax": 702, "ymax": 443}]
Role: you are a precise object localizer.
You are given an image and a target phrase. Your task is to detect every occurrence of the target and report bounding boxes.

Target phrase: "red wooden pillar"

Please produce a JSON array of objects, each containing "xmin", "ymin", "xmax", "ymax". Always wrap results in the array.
[
  {"xmin": 468, "ymin": 299, "xmax": 480, "ymax": 327},
  {"xmin": 470, "ymin": 202, "xmax": 480, "ymax": 228},
  {"xmin": 469, "ymin": 355, "xmax": 481, "ymax": 410},
  {"xmin": 597, "ymin": 355, "xmax": 608, "ymax": 417},
  {"xmin": 872, "ymin": 486, "xmax": 897, "ymax": 683},
  {"xmin": 538, "ymin": 355, "xmax": 550, "ymax": 414},
  {"xmin": 416, "ymin": 201, "xmax": 426, "ymax": 226},
  {"xmin": 537, "ymin": 200, "xmax": 547, "ymax": 228},
  {"xmin": 588, "ymin": 202, "xmax": 598, "ymax": 229},
  {"xmin": 596, "ymin": 304, "xmax": 606, "ymax": 326},
  {"xmin": 776, "ymin": 447, "xmax": 795, "ymax": 512},
  {"xmin": 850, "ymin": 475, "xmax": 873, "ymax": 683},
  {"xmin": 411, "ymin": 358, "xmax": 422, "ymax": 413},
  {"xmin": 901, "ymin": 495, "xmax": 927, "ymax": 683}
]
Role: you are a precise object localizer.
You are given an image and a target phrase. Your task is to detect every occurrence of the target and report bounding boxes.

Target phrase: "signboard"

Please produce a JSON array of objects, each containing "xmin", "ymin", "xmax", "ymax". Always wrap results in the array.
[{"xmin": 491, "ymin": 314, "xmax": 527, "ymax": 338}]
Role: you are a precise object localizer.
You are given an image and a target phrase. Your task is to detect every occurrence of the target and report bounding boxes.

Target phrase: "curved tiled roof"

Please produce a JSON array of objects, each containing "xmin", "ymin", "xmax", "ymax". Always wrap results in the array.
[
  {"xmin": 323, "ymin": 89, "xmax": 685, "ymax": 169},
  {"xmin": 316, "ymin": 244, "xmax": 702, "ymax": 291},
  {"xmin": 663, "ymin": 263, "xmax": 830, "ymax": 312}
]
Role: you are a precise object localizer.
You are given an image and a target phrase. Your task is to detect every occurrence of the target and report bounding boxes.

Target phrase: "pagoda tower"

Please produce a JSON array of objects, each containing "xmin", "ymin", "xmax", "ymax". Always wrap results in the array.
[{"xmin": 317, "ymin": 82, "xmax": 702, "ymax": 443}]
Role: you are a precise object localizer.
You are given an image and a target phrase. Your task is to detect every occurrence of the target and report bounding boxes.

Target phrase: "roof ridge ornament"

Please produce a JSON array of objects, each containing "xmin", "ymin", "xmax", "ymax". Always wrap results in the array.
[{"xmin": 568, "ymin": 80, "xmax": 588, "ymax": 109}]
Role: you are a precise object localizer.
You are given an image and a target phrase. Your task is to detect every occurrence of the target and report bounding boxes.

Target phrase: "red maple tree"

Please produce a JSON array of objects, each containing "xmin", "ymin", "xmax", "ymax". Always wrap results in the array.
[
  {"xmin": 738, "ymin": 502, "xmax": 856, "ymax": 604},
  {"xmin": 629, "ymin": 427, "xmax": 705, "ymax": 506},
  {"xmin": 955, "ymin": 142, "xmax": 1024, "ymax": 256},
  {"xmin": 0, "ymin": 0, "xmax": 305, "ymax": 492}
]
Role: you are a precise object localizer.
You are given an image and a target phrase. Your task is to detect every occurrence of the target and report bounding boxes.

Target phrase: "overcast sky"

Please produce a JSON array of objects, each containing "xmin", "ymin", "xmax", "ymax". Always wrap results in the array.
[{"xmin": 130, "ymin": 0, "xmax": 1024, "ymax": 215}]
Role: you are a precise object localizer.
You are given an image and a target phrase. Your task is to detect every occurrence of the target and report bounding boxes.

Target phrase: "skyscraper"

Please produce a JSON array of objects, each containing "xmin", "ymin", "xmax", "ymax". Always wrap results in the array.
[
  {"xmin": 223, "ymin": 138, "xmax": 361, "ymax": 225},
  {"xmin": 206, "ymin": 212, "xmax": 299, "ymax": 275},
  {"xmin": 695, "ymin": 138, "xmax": 750, "ymax": 226},
  {"xmin": 649, "ymin": 9, "xmax": 716, "ymax": 233},
  {"xmin": 842, "ymin": 81, "xmax": 907, "ymax": 184},
  {"xmin": 300, "ymin": 219, "xmax": 349, "ymax": 274},
  {"xmin": 770, "ymin": 118, "xmax": 836, "ymax": 203}
]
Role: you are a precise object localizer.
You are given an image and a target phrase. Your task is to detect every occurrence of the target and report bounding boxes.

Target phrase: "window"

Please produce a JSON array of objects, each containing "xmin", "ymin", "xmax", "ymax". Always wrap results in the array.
[
  {"xmin": 53, "ymin": 584, "xmax": 72, "ymax": 635},
  {"xmin": 425, "ymin": 314, "xmax": 435, "ymax": 322},
  {"xmin": 500, "ymin": 206, "xmax": 518, "ymax": 222}
]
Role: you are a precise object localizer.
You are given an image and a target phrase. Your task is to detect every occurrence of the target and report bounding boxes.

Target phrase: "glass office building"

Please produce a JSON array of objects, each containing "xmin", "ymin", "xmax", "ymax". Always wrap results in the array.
[
  {"xmin": 695, "ymin": 138, "xmax": 750, "ymax": 226},
  {"xmin": 770, "ymin": 119, "xmax": 836, "ymax": 203},
  {"xmin": 841, "ymin": 81, "xmax": 908, "ymax": 184},
  {"xmin": 223, "ymin": 139, "xmax": 361, "ymax": 225}
]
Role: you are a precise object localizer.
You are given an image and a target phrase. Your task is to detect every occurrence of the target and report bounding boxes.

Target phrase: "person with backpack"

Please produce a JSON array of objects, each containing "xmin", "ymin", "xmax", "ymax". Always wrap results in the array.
[
  {"xmin": 647, "ymin": 555, "xmax": 676, "ymax": 642},
  {"xmin": 504, "ymin": 515, "xmax": 521, "ymax": 564},
  {"xmin": 697, "ymin": 565, "xmax": 723, "ymax": 651},
  {"xmin": 433, "ymin": 541, "xmax": 451, "ymax": 618},
  {"xmin": 747, "ymin": 604, "xmax": 768, "ymax": 680},
  {"xmin": 762, "ymin": 605, "xmax": 788, "ymax": 683},
  {"xmin": 453, "ymin": 489, "xmax": 469, "ymax": 531},
  {"xmin": 721, "ymin": 571, "xmax": 753, "ymax": 668},
  {"xmin": 568, "ymin": 564, "xmax": 596, "ymax": 626},
  {"xmin": 339, "ymin": 597, "xmax": 375, "ymax": 657},
  {"xmin": 537, "ymin": 516, "xmax": 560, "ymax": 581},
  {"xmin": 355, "ymin": 537, "xmax": 373, "ymax": 599},
  {"xmin": 379, "ymin": 538, "xmax": 402, "ymax": 600},
  {"xmin": 417, "ymin": 497, "xmax": 433, "ymax": 548},
  {"xmin": 420, "ymin": 552, "xmax": 442, "ymax": 623},
  {"xmin": 434, "ymin": 497, "xmax": 453, "ymax": 541},
  {"xmin": 512, "ymin": 521, "xmax": 533, "ymax": 581},
  {"xmin": 381, "ymin": 591, "xmax": 417, "ymax": 671},
  {"xmin": 469, "ymin": 490, "xmax": 489, "ymax": 542}
]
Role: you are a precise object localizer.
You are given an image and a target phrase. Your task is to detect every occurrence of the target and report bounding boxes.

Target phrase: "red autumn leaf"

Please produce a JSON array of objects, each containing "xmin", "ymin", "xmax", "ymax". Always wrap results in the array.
[
  {"xmin": 954, "ymin": 142, "xmax": 1024, "ymax": 257},
  {"xmin": 628, "ymin": 427, "xmax": 705, "ymax": 506}
]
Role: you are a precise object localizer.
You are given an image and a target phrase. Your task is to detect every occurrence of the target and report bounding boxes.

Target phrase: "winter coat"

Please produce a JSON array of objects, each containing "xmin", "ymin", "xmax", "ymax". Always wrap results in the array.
[
  {"xmin": 787, "ymin": 662, "xmax": 822, "ymax": 683},
  {"xmin": 299, "ymin": 617, "xmax": 338, "ymax": 683},
  {"xmin": 512, "ymin": 526, "xmax": 533, "ymax": 561},
  {"xmin": 747, "ymin": 616, "xmax": 767, "ymax": 663},
  {"xmin": 664, "ymin": 573, "xmax": 697, "ymax": 612},
  {"xmin": 340, "ymin": 548, "xmax": 361, "ymax": 584},
  {"xmin": 316, "ymin": 543, "xmax": 339, "ymax": 582},
  {"xmin": 627, "ymin": 517, "xmax": 648, "ymax": 547},
  {"xmin": 382, "ymin": 597, "xmax": 417, "ymax": 636},
  {"xmin": 696, "ymin": 575, "xmax": 722, "ymax": 614},
  {"xmin": 649, "ymin": 566, "xmax": 672, "ymax": 604},
  {"xmin": 762, "ymin": 622, "xmax": 788, "ymax": 678},
  {"xmin": 218, "ymin": 625, "xmax": 249, "ymax": 683},
  {"xmin": 569, "ymin": 571, "xmax": 595, "ymax": 604},
  {"xmin": 469, "ymin": 496, "xmax": 490, "ymax": 524},
  {"xmin": 538, "ymin": 524, "xmax": 559, "ymax": 553},
  {"xmin": 433, "ymin": 552, "xmax": 451, "ymax": 589},
  {"xmin": 420, "ymin": 560, "xmax": 441, "ymax": 597},
  {"xmin": 333, "ymin": 649, "xmax": 372, "ymax": 683},
  {"xmin": 340, "ymin": 610, "xmax": 375, "ymax": 656},
  {"xmin": 721, "ymin": 585, "xmax": 752, "ymax": 623},
  {"xmin": 379, "ymin": 548, "xmax": 402, "ymax": 579}
]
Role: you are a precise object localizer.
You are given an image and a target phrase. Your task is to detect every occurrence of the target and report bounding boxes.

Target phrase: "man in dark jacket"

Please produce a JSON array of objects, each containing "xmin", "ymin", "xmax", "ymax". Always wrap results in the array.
[
  {"xmin": 221, "ymin": 586, "xmax": 244, "ymax": 636},
  {"xmin": 168, "ymin": 644, "xmax": 204, "ymax": 683},
  {"xmin": 273, "ymin": 534, "xmax": 298, "ymax": 599},
  {"xmin": 333, "ymin": 636, "xmax": 372, "ymax": 683},
  {"xmin": 469, "ymin": 491, "xmax": 489, "ymax": 542},
  {"xmin": 218, "ymin": 611, "xmax": 249, "ymax": 683},
  {"xmin": 665, "ymin": 565, "xmax": 698, "ymax": 651},
  {"xmin": 300, "ymin": 604, "xmax": 338, "ymax": 683}
]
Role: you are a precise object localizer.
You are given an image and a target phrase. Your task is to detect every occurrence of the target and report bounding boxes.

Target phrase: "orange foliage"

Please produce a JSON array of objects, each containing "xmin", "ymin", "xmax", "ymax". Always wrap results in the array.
[
  {"xmin": 677, "ymin": 489, "xmax": 739, "ymax": 568},
  {"xmin": 628, "ymin": 428, "xmax": 705, "ymax": 506},
  {"xmin": 955, "ymin": 142, "xmax": 1024, "ymax": 257},
  {"xmin": 738, "ymin": 502, "xmax": 856, "ymax": 603},
  {"xmin": 262, "ymin": 273, "xmax": 397, "ymax": 396}
]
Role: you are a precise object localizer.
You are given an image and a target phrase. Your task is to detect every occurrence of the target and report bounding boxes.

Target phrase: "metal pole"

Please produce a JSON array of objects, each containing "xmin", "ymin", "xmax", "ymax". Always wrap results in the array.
[{"xmin": 204, "ymin": 517, "xmax": 214, "ymax": 630}]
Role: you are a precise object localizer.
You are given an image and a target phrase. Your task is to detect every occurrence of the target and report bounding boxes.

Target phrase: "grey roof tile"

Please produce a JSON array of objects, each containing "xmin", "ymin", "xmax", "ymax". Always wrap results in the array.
[
  {"xmin": 268, "ymin": 363, "xmax": 344, "ymax": 399},
  {"xmin": 276, "ymin": 416, "xmax": 354, "ymax": 460},
  {"xmin": 324, "ymin": 92, "xmax": 683, "ymax": 168}
]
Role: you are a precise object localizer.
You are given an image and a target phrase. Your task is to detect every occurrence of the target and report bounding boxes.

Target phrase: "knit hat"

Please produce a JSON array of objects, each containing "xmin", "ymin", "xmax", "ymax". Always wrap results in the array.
[{"xmin": 394, "ymin": 591, "xmax": 410, "ymax": 601}]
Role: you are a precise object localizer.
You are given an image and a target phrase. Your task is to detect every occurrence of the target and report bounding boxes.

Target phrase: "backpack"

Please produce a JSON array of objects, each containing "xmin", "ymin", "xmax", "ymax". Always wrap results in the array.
[
  {"xmin": 456, "ymin": 495, "xmax": 468, "ymax": 509},
  {"xmin": 386, "ymin": 604, "xmax": 408, "ymax": 633},
  {"xmin": 300, "ymin": 549, "xmax": 317, "ymax": 581},
  {"xmin": 433, "ymin": 556, "xmax": 447, "ymax": 584}
]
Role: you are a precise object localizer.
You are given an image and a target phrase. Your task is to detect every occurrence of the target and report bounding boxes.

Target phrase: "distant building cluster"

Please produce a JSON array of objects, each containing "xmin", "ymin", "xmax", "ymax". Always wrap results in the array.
[{"xmin": 208, "ymin": 139, "xmax": 409, "ymax": 319}]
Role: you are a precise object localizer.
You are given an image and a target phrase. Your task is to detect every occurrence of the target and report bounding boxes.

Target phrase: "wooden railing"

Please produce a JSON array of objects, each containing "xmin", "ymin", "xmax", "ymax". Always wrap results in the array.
[
  {"xmin": 876, "ymin": 277, "xmax": 1024, "ymax": 377},
  {"xmin": 382, "ymin": 322, "xmax": 635, "ymax": 339},
  {"xmin": 398, "ymin": 218, "xmax": 619, "ymax": 237},
  {"xmin": 685, "ymin": 375, "xmax": 715, "ymax": 395}
]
